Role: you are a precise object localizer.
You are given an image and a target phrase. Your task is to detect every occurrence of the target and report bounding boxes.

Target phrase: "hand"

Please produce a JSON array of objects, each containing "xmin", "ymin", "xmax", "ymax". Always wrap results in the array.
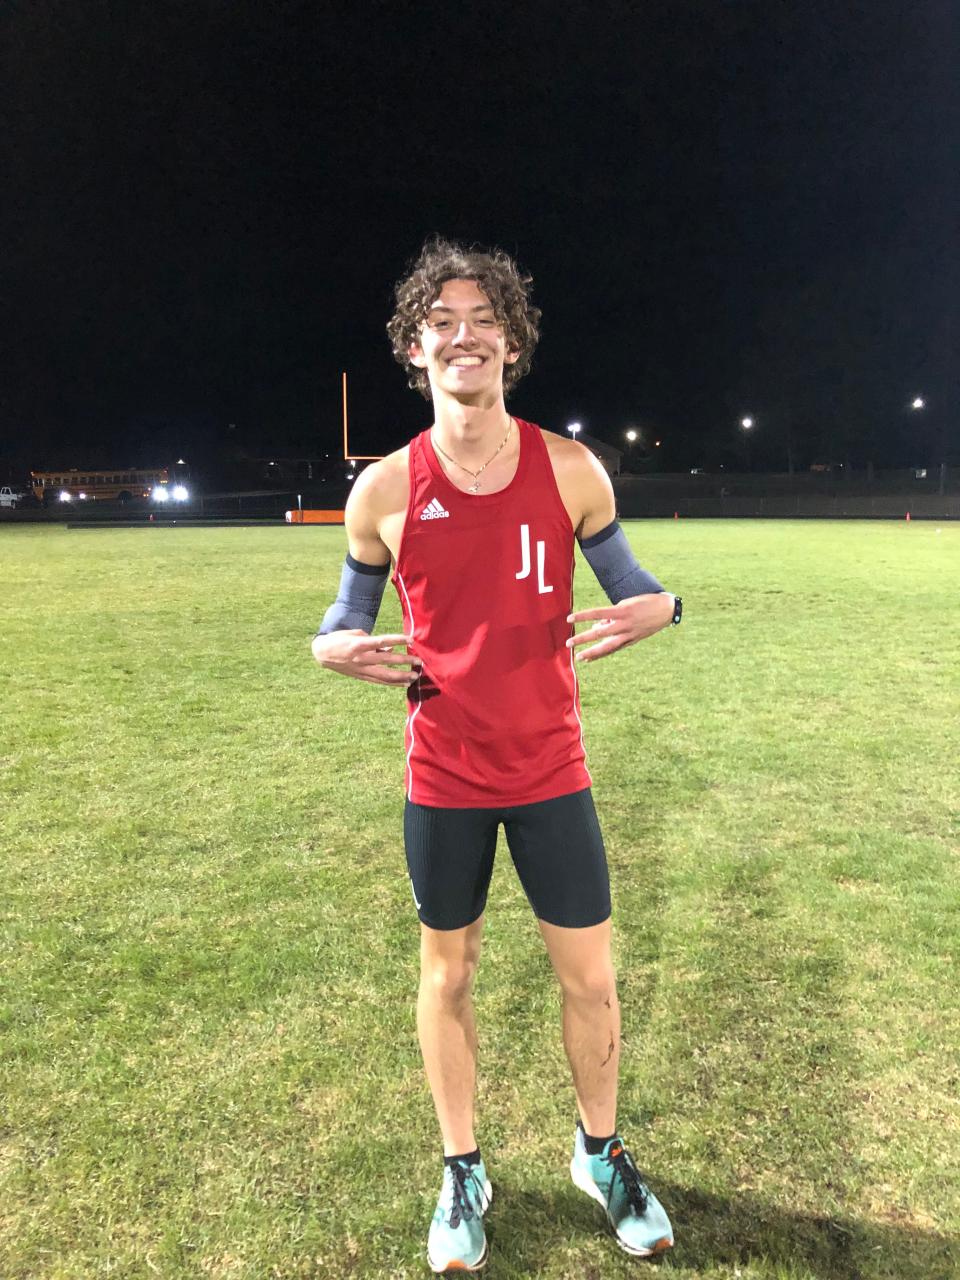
[
  {"xmin": 311, "ymin": 630, "xmax": 422, "ymax": 687},
  {"xmin": 566, "ymin": 593, "xmax": 675, "ymax": 663}
]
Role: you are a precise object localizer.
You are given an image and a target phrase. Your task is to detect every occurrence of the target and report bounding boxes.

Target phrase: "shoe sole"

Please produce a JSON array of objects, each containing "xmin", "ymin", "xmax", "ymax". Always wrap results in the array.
[
  {"xmin": 570, "ymin": 1159, "xmax": 673, "ymax": 1259},
  {"xmin": 427, "ymin": 1180, "xmax": 493, "ymax": 1273}
]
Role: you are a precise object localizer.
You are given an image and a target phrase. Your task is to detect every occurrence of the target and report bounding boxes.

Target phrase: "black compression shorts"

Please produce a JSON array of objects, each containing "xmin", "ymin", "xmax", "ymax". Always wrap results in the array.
[{"xmin": 403, "ymin": 787, "xmax": 611, "ymax": 931}]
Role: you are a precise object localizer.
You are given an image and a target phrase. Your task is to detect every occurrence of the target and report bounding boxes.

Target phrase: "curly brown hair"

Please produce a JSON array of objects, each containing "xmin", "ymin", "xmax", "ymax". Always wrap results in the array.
[{"xmin": 386, "ymin": 237, "xmax": 541, "ymax": 400}]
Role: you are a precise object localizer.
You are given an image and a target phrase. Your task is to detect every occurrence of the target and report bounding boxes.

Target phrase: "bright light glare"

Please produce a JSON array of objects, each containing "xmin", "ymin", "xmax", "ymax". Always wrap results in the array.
[
  {"xmin": 172, "ymin": 485, "xmax": 189, "ymax": 501},
  {"xmin": 59, "ymin": 490, "xmax": 72, "ymax": 502},
  {"xmin": 625, "ymin": 429, "xmax": 638, "ymax": 442},
  {"xmin": 152, "ymin": 486, "xmax": 169, "ymax": 502},
  {"xmin": 567, "ymin": 421, "xmax": 582, "ymax": 437},
  {"xmin": 655, "ymin": 440, "xmax": 662, "ymax": 447},
  {"xmin": 346, "ymin": 474, "xmax": 355, "ymax": 481},
  {"xmin": 912, "ymin": 397, "xmax": 925, "ymax": 410},
  {"xmin": 78, "ymin": 492, "xmax": 87, "ymax": 500},
  {"xmin": 741, "ymin": 417, "xmax": 754, "ymax": 429}
]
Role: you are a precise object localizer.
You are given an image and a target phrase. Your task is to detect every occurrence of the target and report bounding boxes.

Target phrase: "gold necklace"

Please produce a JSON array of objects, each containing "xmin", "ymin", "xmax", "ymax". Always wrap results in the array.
[{"xmin": 431, "ymin": 419, "xmax": 514, "ymax": 494}]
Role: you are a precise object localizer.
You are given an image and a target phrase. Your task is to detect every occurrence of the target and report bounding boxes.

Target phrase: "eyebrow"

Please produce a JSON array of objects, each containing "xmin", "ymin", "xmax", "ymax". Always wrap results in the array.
[{"xmin": 428, "ymin": 303, "xmax": 496, "ymax": 313}]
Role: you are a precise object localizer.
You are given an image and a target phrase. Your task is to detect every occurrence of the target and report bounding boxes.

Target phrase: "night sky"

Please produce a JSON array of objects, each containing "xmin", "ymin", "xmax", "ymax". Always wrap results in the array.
[{"xmin": 3, "ymin": 0, "xmax": 957, "ymax": 478}]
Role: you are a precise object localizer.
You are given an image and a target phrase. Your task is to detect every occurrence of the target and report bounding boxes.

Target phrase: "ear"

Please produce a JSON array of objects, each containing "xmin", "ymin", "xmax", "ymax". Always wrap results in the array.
[
  {"xmin": 503, "ymin": 342, "xmax": 521, "ymax": 365},
  {"xmin": 408, "ymin": 341, "xmax": 428, "ymax": 369}
]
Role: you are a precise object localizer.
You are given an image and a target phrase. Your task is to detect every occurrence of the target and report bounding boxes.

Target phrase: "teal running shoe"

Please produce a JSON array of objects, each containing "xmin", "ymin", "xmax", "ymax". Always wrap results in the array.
[
  {"xmin": 427, "ymin": 1157, "xmax": 492, "ymax": 1273},
  {"xmin": 570, "ymin": 1125, "xmax": 673, "ymax": 1257}
]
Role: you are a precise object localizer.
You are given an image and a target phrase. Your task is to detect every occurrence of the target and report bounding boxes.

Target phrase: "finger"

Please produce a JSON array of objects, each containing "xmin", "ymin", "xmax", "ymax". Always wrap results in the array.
[
  {"xmin": 566, "ymin": 622, "xmax": 623, "ymax": 648},
  {"xmin": 356, "ymin": 650, "xmax": 422, "ymax": 667},
  {"xmin": 575, "ymin": 635, "xmax": 628, "ymax": 662},
  {"xmin": 357, "ymin": 633, "xmax": 412, "ymax": 650},
  {"xmin": 566, "ymin": 607, "xmax": 624, "ymax": 623},
  {"xmin": 359, "ymin": 666, "xmax": 422, "ymax": 685}
]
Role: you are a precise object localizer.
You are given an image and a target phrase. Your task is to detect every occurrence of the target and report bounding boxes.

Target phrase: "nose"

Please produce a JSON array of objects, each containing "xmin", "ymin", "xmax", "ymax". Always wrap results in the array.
[{"xmin": 451, "ymin": 320, "xmax": 478, "ymax": 346}]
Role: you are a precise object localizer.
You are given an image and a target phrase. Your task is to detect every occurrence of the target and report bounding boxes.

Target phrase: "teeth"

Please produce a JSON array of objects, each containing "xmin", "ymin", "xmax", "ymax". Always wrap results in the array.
[{"xmin": 449, "ymin": 357, "xmax": 483, "ymax": 366}]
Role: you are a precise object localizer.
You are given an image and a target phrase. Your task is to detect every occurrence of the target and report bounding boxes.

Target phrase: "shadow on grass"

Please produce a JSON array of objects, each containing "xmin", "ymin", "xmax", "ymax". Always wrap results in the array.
[{"xmin": 484, "ymin": 1178, "xmax": 958, "ymax": 1279}]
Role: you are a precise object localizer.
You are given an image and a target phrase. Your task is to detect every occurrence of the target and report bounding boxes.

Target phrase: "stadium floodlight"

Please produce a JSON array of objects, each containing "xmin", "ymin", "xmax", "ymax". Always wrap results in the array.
[
  {"xmin": 172, "ymin": 485, "xmax": 189, "ymax": 501},
  {"xmin": 625, "ymin": 429, "xmax": 638, "ymax": 442},
  {"xmin": 59, "ymin": 491, "xmax": 72, "ymax": 502},
  {"xmin": 567, "ymin": 422, "xmax": 582, "ymax": 438},
  {"xmin": 911, "ymin": 397, "xmax": 925, "ymax": 410},
  {"xmin": 78, "ymin": 492, "xmax": 87, "ymax": 500},
  {"xmin": 152, "ymin": 485, "xmax": 169, "ymax": 502},
  {"xmin": 741, "ymin": 417, "xmax": 754, "ymax": 429}
]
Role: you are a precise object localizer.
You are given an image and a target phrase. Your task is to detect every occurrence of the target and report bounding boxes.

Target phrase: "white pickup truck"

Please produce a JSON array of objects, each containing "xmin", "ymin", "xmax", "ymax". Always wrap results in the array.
[{"xmin": 0, "ymin": 486, "xmax": 25, "ymax": 508}]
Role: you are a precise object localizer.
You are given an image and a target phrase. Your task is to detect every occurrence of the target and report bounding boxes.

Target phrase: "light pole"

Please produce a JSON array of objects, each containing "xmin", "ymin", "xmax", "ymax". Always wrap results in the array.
[
  {"xmin": 740, "ymin": 417, "xmax": 754, "ymax": 471},
  {"xmin": 567, "ymin": 421, "xmax": 582, "ymax": 440},
  {"xmin": 623, "ymin": 428, "xmax": 637, "ymax": 473},
  {"xmin": 171, "ymin": 458, "xmax": 191, "ymax": 504},
  {"xmin": 911, "ymin": 395, "xmax": 946, "ymax": 495},
  {"xmin": 910, "ymin": 398, "xmax": 926, "ymax": 480}
]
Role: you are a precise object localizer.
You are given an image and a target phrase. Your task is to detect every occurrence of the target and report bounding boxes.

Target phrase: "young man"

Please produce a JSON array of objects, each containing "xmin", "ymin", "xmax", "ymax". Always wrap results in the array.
[{"xmin": 312, "ymin": 239, "xmax": 680, "ymax": 1272}]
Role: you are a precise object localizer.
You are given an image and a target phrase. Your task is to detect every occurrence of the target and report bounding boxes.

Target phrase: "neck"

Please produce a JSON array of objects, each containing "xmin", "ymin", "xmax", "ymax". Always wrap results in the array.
[{"xmin": 431, "ymin": 392, "xmax": 512, "ymax": 461}]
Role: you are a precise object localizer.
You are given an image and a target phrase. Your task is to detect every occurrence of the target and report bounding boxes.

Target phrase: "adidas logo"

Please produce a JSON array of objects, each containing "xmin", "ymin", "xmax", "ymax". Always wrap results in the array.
[{"xmin": 420, "ymin": 498, "xmax": 450, "ymax": 521}]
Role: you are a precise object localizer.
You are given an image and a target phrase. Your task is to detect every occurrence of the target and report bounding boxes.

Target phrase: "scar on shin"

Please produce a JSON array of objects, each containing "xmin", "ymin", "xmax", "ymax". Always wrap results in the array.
[
  {"xmin": 601, "ymin": 1034, "xmax": 616, "ymax": 1067},
  {"xmin": 604, "ymin": 997, "xmax": 611, "ymax": 1009}
]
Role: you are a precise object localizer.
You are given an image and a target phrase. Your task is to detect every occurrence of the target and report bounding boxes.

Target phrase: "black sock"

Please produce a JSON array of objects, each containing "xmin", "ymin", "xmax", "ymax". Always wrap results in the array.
[
  {"xmin": 578, "ymin": 1120, "xmax": 617, "ymax": 1155},
  {"xmin": 444, "ymin": 1148, "xmax": 481, "ymax": 1167}
]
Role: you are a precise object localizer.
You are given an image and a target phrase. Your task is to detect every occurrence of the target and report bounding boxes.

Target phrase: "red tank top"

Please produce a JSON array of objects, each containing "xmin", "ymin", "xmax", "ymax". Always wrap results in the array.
[{"xmin": 392, "ymin": 418, "xmax": 592, "ymax": 808}]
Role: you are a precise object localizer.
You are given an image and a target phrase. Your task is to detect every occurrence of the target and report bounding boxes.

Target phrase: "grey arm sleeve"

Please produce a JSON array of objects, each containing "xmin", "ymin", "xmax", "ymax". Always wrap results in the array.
[
  {"xmin": 578, "ymin": 521, "xmax": 665, "ymax": 603},
  {"xmin": 316, "ymin": 554, "xmax": 390, "ymax": 635}
]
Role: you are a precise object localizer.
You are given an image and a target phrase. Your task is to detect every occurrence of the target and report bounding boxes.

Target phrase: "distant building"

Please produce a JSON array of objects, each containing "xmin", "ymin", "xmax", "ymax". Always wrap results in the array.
[
  {"xmin": 578, "ymin": 433, "xmax": 623, "ymax": 476},
  {"xmin": 254, "ymin": 439, "xmax": 624, "ymax": 483},
  {"xmin": 252, "ymin": 456, "xmax": 353, "ymax": 485}
]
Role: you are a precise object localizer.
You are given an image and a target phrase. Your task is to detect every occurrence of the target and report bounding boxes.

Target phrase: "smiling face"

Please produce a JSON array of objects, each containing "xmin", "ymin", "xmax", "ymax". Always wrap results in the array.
[{"xmin": 407, "ymin": 278, "xmax": 519, "ymax": 404}]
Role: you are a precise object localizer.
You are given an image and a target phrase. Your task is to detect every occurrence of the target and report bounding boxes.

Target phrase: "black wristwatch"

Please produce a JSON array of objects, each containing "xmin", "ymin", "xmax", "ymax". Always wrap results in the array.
[{"xmin": 670, "ymin": 595, "xmax": 683, "ymax": 626}]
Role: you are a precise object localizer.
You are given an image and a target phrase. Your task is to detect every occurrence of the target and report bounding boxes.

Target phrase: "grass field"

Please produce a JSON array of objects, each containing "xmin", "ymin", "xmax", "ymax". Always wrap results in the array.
[{"xmin": 1, "ymin": 519, "xmax": 958, "ymax": 1280}]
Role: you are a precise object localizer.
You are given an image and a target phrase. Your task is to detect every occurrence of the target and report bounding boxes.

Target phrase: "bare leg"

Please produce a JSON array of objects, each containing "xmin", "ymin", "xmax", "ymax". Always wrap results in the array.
[
  {"xmin": 417, "ymin": 915, "xmax": 485, "ymax": 1156},
  {"xmin": 538, "ymin": 917, "xmax": 620, "ymax": 1136}
]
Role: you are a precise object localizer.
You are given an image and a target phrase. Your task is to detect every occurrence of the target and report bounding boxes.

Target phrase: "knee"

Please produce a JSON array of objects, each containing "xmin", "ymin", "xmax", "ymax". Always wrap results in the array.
[
  {"xmin": 558, "ymin": 965, "xmax": 616, "ymax": 1005},
  {"xmin": 420, "ymin": 954, "xmax": 478, "ymax": 1004}
]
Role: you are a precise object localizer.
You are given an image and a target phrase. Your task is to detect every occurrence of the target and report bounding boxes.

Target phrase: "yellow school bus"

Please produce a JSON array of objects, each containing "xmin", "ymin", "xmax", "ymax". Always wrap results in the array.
[{"xmin": 31, "ymin": 467, "xmax": 170, "ymax": 503}]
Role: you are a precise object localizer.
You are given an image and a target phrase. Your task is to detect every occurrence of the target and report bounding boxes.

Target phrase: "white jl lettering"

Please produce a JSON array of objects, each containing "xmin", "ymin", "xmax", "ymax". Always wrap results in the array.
[
  {"xmin": 516, "ymin": 523, "xmax": 553, "ymax": 594},
  {"xmin": 516, "ymin": 523, "xmax": 531, "ymax": 580},
  {"xmin": 537, "ymin": 539, "xmax": 554, "ymax": 594}
]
